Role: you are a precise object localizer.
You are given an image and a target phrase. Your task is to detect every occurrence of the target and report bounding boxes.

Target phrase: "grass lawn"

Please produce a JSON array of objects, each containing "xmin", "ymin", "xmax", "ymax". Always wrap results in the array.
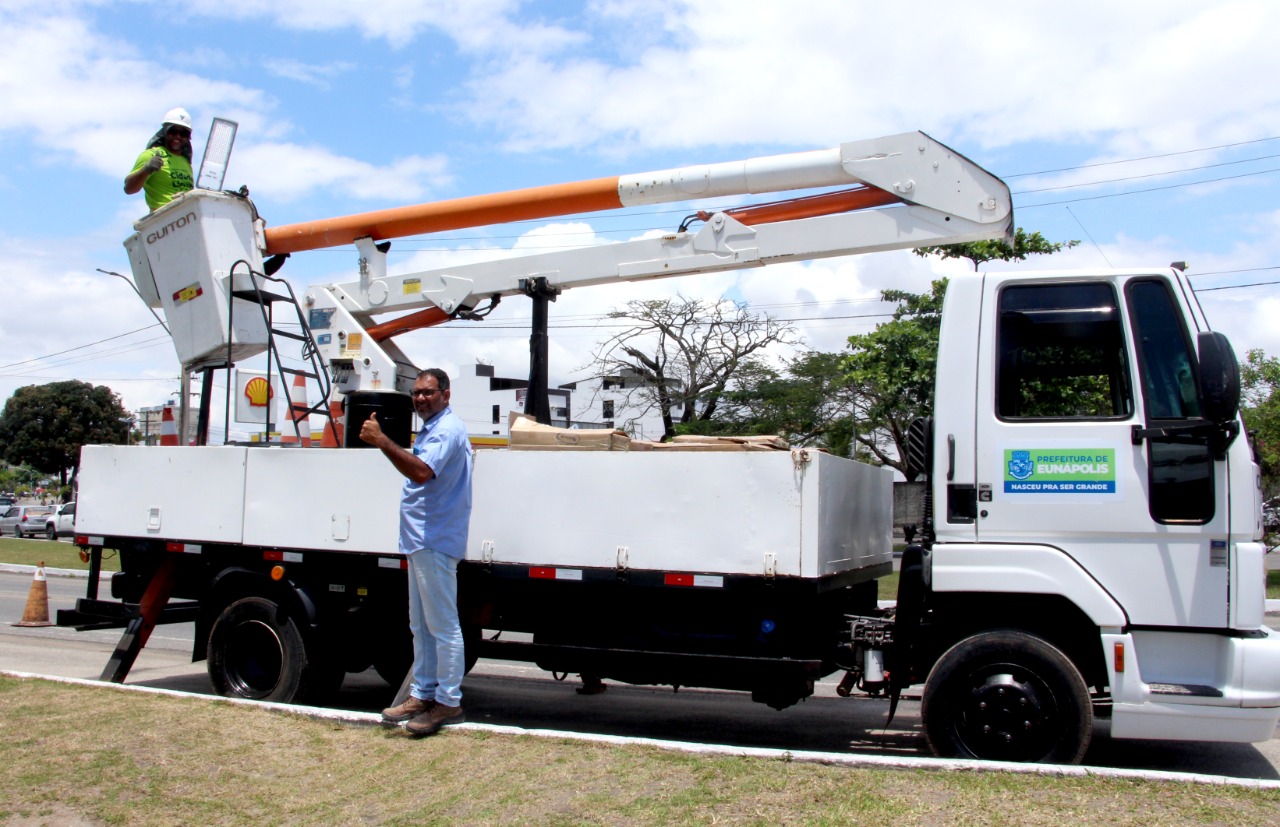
[
  {"xmin": 0, "ymin": 537, "xmax": 120, "ymax": 572},
  {"xmin": 1, "ymin": 675, "xmax": 1278, "ymax": 826}
]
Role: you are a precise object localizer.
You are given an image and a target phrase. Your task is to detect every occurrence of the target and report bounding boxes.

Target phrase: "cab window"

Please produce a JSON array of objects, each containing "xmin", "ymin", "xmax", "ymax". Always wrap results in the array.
[
  {"xmin": 996, "ymin": 283, "xmax": 1133, "ymax": 419},
  {"xmin": 1126, "ymin": 278, "xmax": 1213, "ymax": 523}
]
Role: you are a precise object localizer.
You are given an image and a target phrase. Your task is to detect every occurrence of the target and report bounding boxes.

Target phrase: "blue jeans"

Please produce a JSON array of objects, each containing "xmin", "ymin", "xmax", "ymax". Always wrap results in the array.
[{"xmin": 406, "ymin": 548, "xmax": 464, "ymax": 706}]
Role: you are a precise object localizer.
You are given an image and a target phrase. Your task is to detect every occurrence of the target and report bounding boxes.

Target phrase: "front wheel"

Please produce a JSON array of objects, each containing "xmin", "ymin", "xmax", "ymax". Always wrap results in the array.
[
  {"xmin": 45, "ymin": 524, "xmax": 57, "ymax": 541},
  {"xmin": 207, "ymin": 596, "xmax": 339, "ymax": 704},
  {"xmin": 12, "ymin": 525, "xmax": 21, "ymax": 538},
  {"xmin": 921, "ymin": 629, "xmax": 1092, "ymax": 764}
]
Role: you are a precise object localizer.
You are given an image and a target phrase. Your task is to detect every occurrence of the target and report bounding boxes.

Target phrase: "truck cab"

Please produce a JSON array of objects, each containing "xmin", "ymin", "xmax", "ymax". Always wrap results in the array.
[{"xmin": 921, "ymin": 267, "xmax": 1279, "ymax": 754}]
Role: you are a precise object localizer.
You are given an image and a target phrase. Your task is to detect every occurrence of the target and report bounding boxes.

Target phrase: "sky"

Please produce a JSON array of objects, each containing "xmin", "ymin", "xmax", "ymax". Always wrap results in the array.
[{"xmin": 2, "ymin": 0, "xmax": 1279, "ymax": 441}]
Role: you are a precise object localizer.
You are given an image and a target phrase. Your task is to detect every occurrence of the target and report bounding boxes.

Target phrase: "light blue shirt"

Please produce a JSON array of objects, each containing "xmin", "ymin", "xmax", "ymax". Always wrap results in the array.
[{"xmin": 398, "ymin": 405, "xmax": 473, "ymax": 558}]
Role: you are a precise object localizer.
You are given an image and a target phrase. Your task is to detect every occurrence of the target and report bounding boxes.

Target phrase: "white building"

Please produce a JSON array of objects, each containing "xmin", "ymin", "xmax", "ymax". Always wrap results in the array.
[
  {"xmin": 446, "ymin": 362, "xmax": 678, "ymax": 443},
  {"xmin": 560, "ymin": 367, "xmax": 682, "ymax": 442},
  {"xmin": 450, "ymin": 363, "xmax": 572, "ymax": 441}
]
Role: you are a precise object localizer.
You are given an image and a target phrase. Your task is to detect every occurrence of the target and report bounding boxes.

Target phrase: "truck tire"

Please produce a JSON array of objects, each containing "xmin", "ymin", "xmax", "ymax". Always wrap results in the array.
[
  {"xmin": 207, "ymin": 596, "xmax": 339, "ymax": 704},
  {"xmin": 921, "ymin": 629, "xmax": 1092, "ymax": 764}
]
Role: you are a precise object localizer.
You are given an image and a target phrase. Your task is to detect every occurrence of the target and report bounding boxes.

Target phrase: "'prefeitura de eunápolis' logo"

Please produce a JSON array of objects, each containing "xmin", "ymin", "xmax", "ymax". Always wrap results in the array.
[{"xmin": 1003, "ymin": 448, "xmax": 1116, "ymax": 494}]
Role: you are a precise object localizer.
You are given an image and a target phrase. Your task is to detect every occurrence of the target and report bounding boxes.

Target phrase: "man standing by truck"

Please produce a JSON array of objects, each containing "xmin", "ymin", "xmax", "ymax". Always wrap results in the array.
[{"xmin": 361, "ymin": 369, "xmax": 474, "ymax": 736}]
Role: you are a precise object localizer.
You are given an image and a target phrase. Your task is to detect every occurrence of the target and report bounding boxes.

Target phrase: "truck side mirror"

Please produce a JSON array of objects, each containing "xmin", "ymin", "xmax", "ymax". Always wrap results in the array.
[{"xmin": 1197, "ymin": 331, "xmax": 1241, "ymax": 426}]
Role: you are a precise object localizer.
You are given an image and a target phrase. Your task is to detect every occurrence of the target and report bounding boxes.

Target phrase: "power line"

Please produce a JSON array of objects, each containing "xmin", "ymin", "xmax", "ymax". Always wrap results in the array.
[
  {"xmin": 1002, "ymin": 135, "xmax": 1280, "ymax": 178},
  {"xmin": 1018, "ymin": 166, "xmax": 1280, "ymax": 209},
  {"xmin": 1011, "ymin": 153, "xmax": 1280, "ymax": 195},
  {"xmin": 0, "ymin": 324, "xmax": 164, "ymax": 371}
]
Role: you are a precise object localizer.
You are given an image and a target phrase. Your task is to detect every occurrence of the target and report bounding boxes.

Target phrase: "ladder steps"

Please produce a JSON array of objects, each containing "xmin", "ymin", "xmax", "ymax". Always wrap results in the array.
[
  {"xmin": 270, "ymin": 329, "xmax": 308, "ymax": 342},
  {"xmin": 231, "ymin": 289, "xmax": 291, "ymax": 305}
]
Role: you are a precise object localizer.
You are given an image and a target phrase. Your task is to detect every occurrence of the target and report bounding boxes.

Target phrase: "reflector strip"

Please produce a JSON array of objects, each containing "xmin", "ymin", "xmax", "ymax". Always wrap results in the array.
[
  {"xmin": 378, "ymin": 557, "xmax": 407, "ymax": 569},
  {"xmin": 264, "ymin": 551, "xmax": 283, "ymax": 561},
  {"xmin": 75, "ymin": 535, "xmax": 102, "ymax": 547},
  {"xmin": 165, "ymin": 542, "xmax": 202, "ymax": 554},
  {"xmin": 1114, "ymin": 642, "xmax": 1125, "ymax": 673},
  {"xmin": 530, "ymin": 567, "xmax": 582, "ymax": 581},
  {"xmin": 664, "ymin": 573, "xmax": 724, "ymax": 588}
]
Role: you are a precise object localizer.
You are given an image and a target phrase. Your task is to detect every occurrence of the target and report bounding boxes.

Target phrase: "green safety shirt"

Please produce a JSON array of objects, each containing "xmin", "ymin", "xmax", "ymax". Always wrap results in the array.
[{"xmin": 130, "ymin": 148, "xmax": 194, "ymax": 211}]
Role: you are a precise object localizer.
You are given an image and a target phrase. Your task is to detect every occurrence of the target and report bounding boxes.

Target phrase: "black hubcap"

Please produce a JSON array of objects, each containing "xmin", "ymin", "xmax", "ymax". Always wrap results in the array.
[
  {"xmin": 954, "ymin": 668, "xmax": 1054, "ymax": 761},
  {"xmin": 223, "ymin": 619, "xmax": 284, "ymax": 698}
]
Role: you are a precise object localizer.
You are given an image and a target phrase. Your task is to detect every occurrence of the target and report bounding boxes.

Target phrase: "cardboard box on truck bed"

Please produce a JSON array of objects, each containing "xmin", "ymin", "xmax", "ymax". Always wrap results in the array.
[{"xmin": 508, "ymin": 412, "xmax": 631, "ymax": 451}]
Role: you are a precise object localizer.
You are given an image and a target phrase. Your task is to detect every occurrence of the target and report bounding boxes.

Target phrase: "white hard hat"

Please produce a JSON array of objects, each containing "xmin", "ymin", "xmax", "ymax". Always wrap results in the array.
[{"xmin": 162, "ymin": 108, "xmax": 192, "ymax": 130}]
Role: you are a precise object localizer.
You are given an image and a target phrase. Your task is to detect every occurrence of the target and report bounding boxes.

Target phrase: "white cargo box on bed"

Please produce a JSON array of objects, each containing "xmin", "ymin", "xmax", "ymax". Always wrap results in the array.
[{"xmin": 76, "ymin": 445, "xmax": 893, "ymax": 579}]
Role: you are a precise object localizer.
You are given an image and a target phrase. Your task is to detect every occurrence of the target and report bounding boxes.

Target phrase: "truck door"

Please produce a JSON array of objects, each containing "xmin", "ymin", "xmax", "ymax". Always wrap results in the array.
[{"xmin": 973, "ymin": 274, "xmax": 1229, "ymax": 627}]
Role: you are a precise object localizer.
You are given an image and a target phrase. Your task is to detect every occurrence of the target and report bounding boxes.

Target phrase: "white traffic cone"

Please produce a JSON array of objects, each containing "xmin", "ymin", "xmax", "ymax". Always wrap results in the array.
[
  {"xmin": 281, "ymin": 374, "xmax": 312, "ymax": 447},
  {"xmin": 160, "ymin": 404, "xmax": 179, "ymax": 446}
]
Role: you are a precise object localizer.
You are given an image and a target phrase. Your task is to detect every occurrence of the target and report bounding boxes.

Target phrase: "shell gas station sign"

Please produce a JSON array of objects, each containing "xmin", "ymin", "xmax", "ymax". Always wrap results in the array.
[{"xmin": 234, "ymin": 370, "xmax": 283, "ymax": 425}]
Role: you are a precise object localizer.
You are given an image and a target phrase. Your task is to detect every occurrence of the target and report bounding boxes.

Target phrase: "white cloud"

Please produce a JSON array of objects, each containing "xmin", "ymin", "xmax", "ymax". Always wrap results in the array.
[
  {"xmin": 453, "ymin": 0, "xmax": 1280, "ymax": 166},
  {"xmin": 182, "ymin": 0, "xmax": 582, "ymax": 52},
  {"xmin": 263, "ymin": 58, "xmax": 354, "ymax": 89},
  {"xmin": 233, "ymin": 143, "xmax": 452, "ymax": 202}
]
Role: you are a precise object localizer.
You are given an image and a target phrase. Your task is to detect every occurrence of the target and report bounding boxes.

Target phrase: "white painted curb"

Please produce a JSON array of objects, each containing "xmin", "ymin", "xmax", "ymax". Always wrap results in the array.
[{"xmin": 3, "ymin": 670, "xmax": 1278, "ymax": 790}]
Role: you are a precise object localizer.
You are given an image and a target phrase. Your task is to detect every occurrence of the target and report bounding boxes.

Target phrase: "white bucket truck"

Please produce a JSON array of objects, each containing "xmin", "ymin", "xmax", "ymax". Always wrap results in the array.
[{"xmin": 62, "ymin": 131, "xmax": 1280, "ymax": 764}]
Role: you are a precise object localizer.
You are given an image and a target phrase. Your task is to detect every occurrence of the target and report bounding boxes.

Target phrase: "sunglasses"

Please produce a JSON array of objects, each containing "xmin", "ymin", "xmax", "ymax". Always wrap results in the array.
[{"xmin": 168, "ymin": 127, "xmax": 191, "ymax": 139}]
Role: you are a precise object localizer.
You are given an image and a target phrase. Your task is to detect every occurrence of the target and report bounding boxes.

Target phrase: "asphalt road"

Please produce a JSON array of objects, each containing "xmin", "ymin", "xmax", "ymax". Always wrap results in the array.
[{"xmin": 3, "ymin": 568, "xmax": 1280, "ymax": 781}]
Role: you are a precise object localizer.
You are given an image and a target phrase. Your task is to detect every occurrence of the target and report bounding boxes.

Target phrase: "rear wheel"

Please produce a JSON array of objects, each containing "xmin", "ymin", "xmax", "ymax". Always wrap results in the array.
[
  {"xmin": 12, "ymin": 525, "xmax": 20, "ymax": 538},
  {"xmin": 207, "ymin": 596, "xmax": 340, "ymax": 704},
  {"xmin": 921, "ymin": 629, "xmax": 1092, "ymax": 764}
]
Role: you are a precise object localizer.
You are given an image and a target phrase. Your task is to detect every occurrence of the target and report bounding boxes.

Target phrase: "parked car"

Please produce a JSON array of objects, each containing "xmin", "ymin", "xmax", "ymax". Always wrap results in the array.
[
  {"xmin": 0, "ymin": 494, "xmax": 15, "ymax": 509},
  {"xmin": 0, "ymin": 505, "xmax": 55, "ymax": 538},
  {"xmin": 45, "ymin": 501, "xmax": 76, "ymax": 540}
]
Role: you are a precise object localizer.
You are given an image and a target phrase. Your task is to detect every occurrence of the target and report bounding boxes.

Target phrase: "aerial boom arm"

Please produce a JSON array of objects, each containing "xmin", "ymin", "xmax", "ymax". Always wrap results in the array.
[
  {"xmin": 265, "ymin": 131, "xmax": 1008, "ymax": 255},
  {"xmin": 308, "ymin": 131, "xmax": 1011, "ymax": 395}
]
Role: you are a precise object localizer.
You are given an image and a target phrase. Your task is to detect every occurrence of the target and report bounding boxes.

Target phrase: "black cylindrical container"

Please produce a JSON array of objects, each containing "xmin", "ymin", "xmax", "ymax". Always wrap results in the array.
[{"xmin": 343, "ymin": 390, "xmax": 414, "ymax": 448}]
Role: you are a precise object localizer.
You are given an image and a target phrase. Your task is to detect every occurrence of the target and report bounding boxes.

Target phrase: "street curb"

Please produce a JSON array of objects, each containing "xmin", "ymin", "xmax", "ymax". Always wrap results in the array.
[
  {"xmin": 2, "ymin": 670, "xmax": 1279, "ymax": 790},
  {"xmin": 0, "ymin": 563, "xmax": 113, "ymax": 580}
]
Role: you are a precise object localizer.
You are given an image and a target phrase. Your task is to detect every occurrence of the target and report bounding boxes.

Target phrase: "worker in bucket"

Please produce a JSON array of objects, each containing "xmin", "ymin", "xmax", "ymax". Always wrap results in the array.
[
  {"xmin": 362, "ymin": 368, "xmax": 474, "ymax": 736},
  {"xmin": 123, "ymin": 108, "xmax": 195, "ymax": 211}
]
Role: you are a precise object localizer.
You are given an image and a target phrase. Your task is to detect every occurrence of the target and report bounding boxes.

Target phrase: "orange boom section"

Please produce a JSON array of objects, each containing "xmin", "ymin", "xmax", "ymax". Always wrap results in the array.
[{"xmin": 263, "ymin": 177, "xmax": 624, "ymax": 255}]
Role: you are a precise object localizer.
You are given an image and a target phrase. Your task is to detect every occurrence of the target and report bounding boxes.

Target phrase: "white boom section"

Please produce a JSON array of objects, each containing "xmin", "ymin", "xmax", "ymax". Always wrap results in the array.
[{"xmin": 308, "ymin": 133, "xmax": 1012, "ymax": 394}]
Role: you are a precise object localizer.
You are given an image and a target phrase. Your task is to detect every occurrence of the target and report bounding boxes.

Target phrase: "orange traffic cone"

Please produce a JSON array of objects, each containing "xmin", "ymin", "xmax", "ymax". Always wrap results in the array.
[
  {"xmin": 13, "ymin": 562, "xmax": 53, "ymax": 627},
  {"xmin": 320, "ymin": 400, "xmax": 344, "ymax": 448},
  {"xmin": 281, "ymin": 374, "xmax": 312, "ymax": 447},
  {"xmin": 160, "ymin": 404, "xmax": 179, "ymax": 446}
]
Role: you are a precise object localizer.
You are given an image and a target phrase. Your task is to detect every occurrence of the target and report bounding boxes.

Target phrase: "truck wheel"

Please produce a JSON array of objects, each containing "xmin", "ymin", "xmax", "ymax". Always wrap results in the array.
[
  {"xmin": 921, "ymin": 629, "xmax": 1092, "ymax": 764},
  {"xmin": 207, "ymin": 596, "xmax": 337, "ymax": 704},
  {"xmin": 45, "ymin": 524, "xmax": 57, "ymax": 541}
]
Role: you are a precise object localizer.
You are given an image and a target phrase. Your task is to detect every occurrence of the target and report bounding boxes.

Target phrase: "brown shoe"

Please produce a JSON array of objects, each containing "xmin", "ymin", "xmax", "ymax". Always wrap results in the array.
[
  {"xmin": 381, "ymin": 695, "xmax": 433, "ymax": 725},
  {"xmin": 405, "ymin": 702, "xmax": 465, "ymax": 736}
]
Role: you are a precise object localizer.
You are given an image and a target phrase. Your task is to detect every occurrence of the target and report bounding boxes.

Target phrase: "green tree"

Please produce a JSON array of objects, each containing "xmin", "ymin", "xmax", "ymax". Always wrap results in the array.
[
  {"xmin": 1241, "ymin": 349, "xmax": 1280, "ymax": 506},
  {"xmin": 842, "ymin": 281, "xmax": 946, "ymax": 475},
  {"xmin": 913, "ymin": 227, "xmax": 1079, "ymax": 270},
  {"xmin": 0, "ymin": 380, "xmax": 132, "ymax": 488},
  {"xmin": 583, "ymin": 296, "xmax": 798, "ymax": 440},
  {"xmin": 680, "ymin": 352, "xmax": 858, "ymax": 456}
]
